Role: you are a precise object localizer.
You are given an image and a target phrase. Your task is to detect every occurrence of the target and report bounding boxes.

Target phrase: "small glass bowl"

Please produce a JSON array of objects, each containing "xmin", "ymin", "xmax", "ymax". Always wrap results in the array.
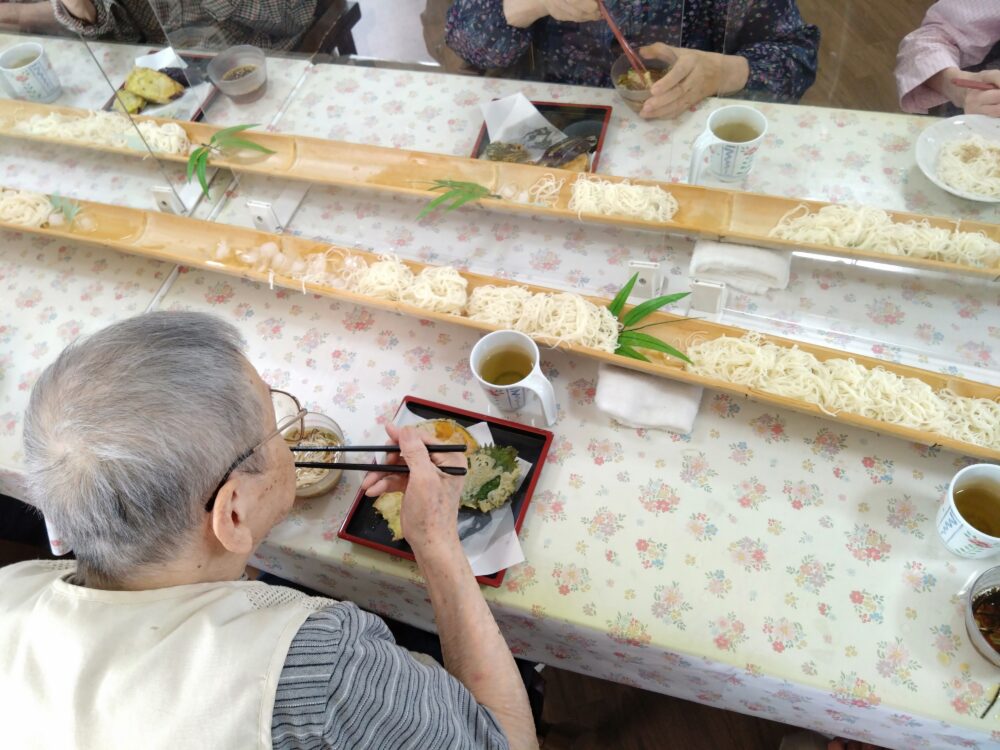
[
  {"xmin": 965, "ymin": 564, "xmax": 1000, "ymax": 668},
  {"xmin": 208, "ymin": 45, "xmax": 268, "ymax": 103},
  {"xmin": 285, "ymin": 412, "xmax": 344, "ymax": 499},
  {"xmin": 610, "ymin": 53, "xmax": 671, "ymax": 114}
]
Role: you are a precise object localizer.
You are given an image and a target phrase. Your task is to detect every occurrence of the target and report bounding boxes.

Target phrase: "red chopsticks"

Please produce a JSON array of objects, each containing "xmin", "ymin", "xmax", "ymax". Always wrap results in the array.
[
  {"xmin": 597, "ymin": 0, "xmax": 648, "ymax": 79},
  {"xmin": 953, "ymin": 77, "xmax": 998, "ymax": 92}
]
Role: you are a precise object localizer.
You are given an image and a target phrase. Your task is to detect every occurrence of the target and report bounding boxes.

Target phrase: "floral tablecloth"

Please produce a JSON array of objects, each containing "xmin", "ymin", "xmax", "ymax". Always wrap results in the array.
[{"xmin": 2, "ymin": 53, "xmax": 999, "ymax": 749}]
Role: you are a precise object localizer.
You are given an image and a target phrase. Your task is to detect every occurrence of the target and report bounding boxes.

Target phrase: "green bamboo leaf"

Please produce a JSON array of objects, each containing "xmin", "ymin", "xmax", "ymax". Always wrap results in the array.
[
  {"xmin": 417, "ymin": 191, "xmax": 457, "ymax": 219},
  {"xmin": 418, "ymin": 180, "xmax": 495, "ymax": 219},
  {"xmin": 217, "ymin": 137, "xmax": 275, "ymax": 155},
  {"xmin": 196, "ymin": 151, "xmax": 210, "ymax": 198},
  {"xmin": 617, "ymin": 330, "xmax": 692, "ymax": 364},
  {"xmin": 49, "ymin": 193, "xmax": 81, "ymax": 223},
  {"xmin": 621, "ymin": 291, "xmax": 691, "ymax": 328},
  {"xmin": 186, "ymin": 146, "xmax": 205, "ymax": 184},
  {"xmin": 615, "ymin": 344, "xmax": 651, "ymax": 362},
  {"xmin": 444, "ymin": 192, "xmax": 485, "ymax": 211},
  {"xmin": 210, "ymin": 123, "xmax": 261, "ymax": 142},
  {"xmin": 607, "ymin": 272, "xmax": 639, "ymax": 319}
]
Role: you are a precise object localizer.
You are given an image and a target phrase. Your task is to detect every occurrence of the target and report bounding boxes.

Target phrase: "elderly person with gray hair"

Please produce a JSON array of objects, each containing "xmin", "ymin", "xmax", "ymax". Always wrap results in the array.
[{"xmin": 0, "ymin": 311, "xmax": 537, "ymax": 750}]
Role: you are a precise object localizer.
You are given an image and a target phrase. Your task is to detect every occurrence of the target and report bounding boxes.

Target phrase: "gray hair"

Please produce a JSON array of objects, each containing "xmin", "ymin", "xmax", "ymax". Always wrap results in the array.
[{"xmin": 23, "ymin": 311, "xmax": 269, "ymax": 582}]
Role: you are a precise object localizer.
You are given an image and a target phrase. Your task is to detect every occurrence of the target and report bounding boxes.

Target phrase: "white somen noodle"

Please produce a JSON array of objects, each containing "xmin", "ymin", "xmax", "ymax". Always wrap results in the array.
[
  {"xmin": 569, "ymin": 174, "xmax": 679, "ymax": 222},
  {"xmin": 769, "ymin": 203, "xmax": 1000, "ymax": 268},
  {"xmin": 0, "ymin": 189, "xmax": 51, "ymax": 227},
  {"xmin": 937, "ymin": 134, "xmax": 1000, "ymax": 199},
  {"xmin": 686, "ymin": 333, "xmax": 999, "ymax": 450},
  {"xmin": 14, "ymin": 111, "xmax": 190, "ymax": 155}
]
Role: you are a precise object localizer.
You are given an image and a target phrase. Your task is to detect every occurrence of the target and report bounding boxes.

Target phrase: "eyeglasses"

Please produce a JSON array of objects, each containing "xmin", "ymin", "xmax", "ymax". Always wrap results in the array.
[{"xmin": 204, "ymin": 388, "xmax": 306, "ymax": 512}]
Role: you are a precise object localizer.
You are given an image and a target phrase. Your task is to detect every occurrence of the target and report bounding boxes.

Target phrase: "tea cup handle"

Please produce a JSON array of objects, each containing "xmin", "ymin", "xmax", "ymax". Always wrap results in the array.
[
  {"xmin": 688, "ymin": 129, "xmax": 715, "ymax": 185},
  {"xmin": 521, "ymin": 369, "xmax": 558, "ymax": 426}
]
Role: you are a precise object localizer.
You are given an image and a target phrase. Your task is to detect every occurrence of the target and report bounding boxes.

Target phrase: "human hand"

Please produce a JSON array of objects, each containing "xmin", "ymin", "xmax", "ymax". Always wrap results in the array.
[
  {"xmin": 964, "ymin": 70, "xmax": 1000, "ymax": 118},
  {"xmin": 360, "ymin": 423, "xmax": 466, "ymax": 550},
  {"xmin": 638, "ymin": 43, "xmax": 749, "ymax": 120},
  {"xmin": 60, "ymin": 0, "xmax": 96, "ymax": 23},
  {"xmin": 504, "ymin": 0, "xmax": 599, "ymax": 28}
]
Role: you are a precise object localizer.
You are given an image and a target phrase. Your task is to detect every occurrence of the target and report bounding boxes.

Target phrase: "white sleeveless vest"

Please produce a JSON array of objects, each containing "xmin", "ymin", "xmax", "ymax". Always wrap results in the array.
[{"xmin": 0, "ymin": 560, "xmax": 334, "ymax": 750}]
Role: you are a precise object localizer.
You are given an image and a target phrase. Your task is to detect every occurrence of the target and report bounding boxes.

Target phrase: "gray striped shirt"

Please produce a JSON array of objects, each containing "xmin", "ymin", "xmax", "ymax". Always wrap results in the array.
[{"xmin": 272, "ymin": 602, "xmax": 511, "ymax": 750}]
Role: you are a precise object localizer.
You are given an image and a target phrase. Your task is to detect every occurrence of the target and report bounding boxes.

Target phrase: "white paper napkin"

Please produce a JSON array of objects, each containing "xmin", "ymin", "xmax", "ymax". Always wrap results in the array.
[{"xmin": 480, "ymin": 93, "xmax": 566, "ymax": 161}]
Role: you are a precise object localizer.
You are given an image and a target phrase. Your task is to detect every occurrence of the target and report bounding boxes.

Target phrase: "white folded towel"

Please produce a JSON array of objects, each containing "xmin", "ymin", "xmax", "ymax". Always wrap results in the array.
[
  {"xmin": 595, "ymin": 364, "xmax": 703, "ymax": 434},
  {"xmin": 690, "ymin": 239, "xmax": 791, "ymax": 294}
]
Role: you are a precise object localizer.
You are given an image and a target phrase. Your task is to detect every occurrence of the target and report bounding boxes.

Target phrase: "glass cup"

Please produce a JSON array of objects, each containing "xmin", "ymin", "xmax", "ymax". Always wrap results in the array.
[
  {"xmin": 936, "ymin": 464, "xmax": 1000, "ymax": 559},
  {"xmin": 208, "ymin": 45, "xmax": 267, "ymax": 103},
  {"xmin": 284, "ymin": 411, "xmax": 344, "ymax": 499},
  {"xmin": 610, "ymin": 54, "xmax": 670, "ymax": 114},
  {"xmin": 965, "ymin": 565, "xmax": 1000, "ymax": 668},
  {"xmin": 470, "ymin": 330, "xmax": 557, "ymax": 426}
]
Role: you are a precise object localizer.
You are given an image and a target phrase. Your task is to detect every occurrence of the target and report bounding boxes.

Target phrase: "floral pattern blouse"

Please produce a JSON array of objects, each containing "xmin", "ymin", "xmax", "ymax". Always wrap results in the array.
[{"xmin": 446, "ymin": 0, "xmax": 820, "ymax": 101}]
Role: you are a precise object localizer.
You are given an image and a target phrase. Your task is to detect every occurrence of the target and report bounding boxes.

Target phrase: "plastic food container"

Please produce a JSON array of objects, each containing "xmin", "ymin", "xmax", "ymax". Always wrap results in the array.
[
  {"xmin": 610, "ymin": 54, "xmax": 670, "ymax": 114},
  {"xmin": 208, "ymin": 45, "xmax": 267, "ymax": 103},
  {"xmin": 966, "ymin": 564, "xmax": 1000, "ymax": 668},
  {"xmin": 287, "ymin": 412, "xmax": 344, "ymax": 499}
]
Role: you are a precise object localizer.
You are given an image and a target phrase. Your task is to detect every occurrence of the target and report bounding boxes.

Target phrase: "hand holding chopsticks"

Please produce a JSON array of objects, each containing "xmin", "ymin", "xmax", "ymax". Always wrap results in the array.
[
  {"xmin": 597, "ymin": 0, "xmax": 648, "ymax": 80},
  {"xmin": 293, "ymin": 443, "xmax": 468, "ymax": 476}
]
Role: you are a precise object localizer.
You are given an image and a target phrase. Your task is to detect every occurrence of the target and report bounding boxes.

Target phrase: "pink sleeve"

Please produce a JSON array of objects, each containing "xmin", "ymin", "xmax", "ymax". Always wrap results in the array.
[{"xmin": 894, "ymin": 0, "xmax": 1000, "ymax": 114}]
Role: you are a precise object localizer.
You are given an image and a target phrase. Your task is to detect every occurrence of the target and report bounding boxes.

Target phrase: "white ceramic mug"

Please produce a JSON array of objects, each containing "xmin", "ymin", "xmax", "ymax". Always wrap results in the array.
[
  {"xmin": 0, "ymin": 42, "xmax": 62, "ymax": 103},
  {"xmin": 470, "ymin": 330, "xmax": 557, "ymax": 426},
  {"xmin": 936, "ymin": 463, "xmax": 1000, "ymax": 559},
  {"xmin": 688, "ymin": 104, "xmax": 767, "ymax": 184}
]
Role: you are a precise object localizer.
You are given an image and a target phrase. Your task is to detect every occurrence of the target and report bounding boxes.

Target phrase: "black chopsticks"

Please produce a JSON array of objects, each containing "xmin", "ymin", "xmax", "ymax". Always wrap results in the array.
[
  {"xmin": 292, "ymin": 443, "xmax": 468, "ymax": 476},
  {"xmin": 295, "ymin": 461, "xmax": 466, "ymax": 476}
]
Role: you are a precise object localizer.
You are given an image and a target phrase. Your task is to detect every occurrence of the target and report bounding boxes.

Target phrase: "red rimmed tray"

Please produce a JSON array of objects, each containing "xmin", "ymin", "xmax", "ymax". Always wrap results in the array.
[{"xmin": 338, "ymin": 396, "xmax": 553, "ymax": 587}]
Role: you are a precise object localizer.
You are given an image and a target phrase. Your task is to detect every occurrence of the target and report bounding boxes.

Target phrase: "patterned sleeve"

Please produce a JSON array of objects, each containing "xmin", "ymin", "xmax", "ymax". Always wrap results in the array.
[
  {"xmin": 201, "ymin": 0, "xmax": 316, "ymax": 41},
  {"xmin": 51, "ymin": 0, "xmax": 145, "ymax": 42},
  {"xmin": 445, "ymin": 0, "xmax": 534, "ymax": 70},
  {"xmin": 725, "ymin": 0, "xmax": 820, "ymax": 102},
  {"xmin": 272, "ymin": 603, "xmax": 510, "ymax": 750}
]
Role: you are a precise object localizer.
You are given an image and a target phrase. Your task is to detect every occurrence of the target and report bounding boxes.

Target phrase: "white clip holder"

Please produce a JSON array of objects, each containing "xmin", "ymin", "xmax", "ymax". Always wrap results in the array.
[
  {"xmin": 151, "ymin": 171, "xmax": 216, "ymax": 216},
  {"xmin": 626, "ymin": 260, "xmax": 663, "ymax": 300},
  {"xmin": 246, "ymin": 184, "xmax": 311, "ymax": 234},
  {"xmin": 688, "ymin": 278, "xmax": 727, "ymax": 322}
]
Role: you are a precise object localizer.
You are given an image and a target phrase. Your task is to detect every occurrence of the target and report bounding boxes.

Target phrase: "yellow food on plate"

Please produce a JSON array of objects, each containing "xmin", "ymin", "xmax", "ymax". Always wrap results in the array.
[
  {"xmin": 124, "ymin": 67, "xmax": 185, "ymax": 104},
  {"xmin": 373, "ymin": 491, "xmax": 404, "ymax": 541},
  {"xmin": 414, "ymin": 419, "xmax": 479, "ymax": 453},
  {"xmin": 112, "ymin": 89, "xmax": 146, "ymax": 114}
]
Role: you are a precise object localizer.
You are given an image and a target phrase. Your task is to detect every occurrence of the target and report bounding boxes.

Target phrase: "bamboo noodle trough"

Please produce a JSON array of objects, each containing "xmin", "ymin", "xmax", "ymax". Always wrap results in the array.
[
  {"xmin": 1, "ymin": 100, "xmax": 997, "ymax": 279},
  {"xmin": 1, "ymin": 189, "xmax": 997, "ymax": 461}
]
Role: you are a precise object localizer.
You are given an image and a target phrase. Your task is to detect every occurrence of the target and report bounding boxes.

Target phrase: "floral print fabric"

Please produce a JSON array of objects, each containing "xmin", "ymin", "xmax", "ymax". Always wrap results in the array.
[{"xmin": 446, "ymin": 0, "xmax": 820, "ymax": 100}]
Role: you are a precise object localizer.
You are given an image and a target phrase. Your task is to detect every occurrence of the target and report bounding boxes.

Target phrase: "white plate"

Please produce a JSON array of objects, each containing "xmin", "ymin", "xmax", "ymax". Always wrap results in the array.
[{"xmin": 915, "ymin": 114, "xmax": 1000, "ymax": 203}]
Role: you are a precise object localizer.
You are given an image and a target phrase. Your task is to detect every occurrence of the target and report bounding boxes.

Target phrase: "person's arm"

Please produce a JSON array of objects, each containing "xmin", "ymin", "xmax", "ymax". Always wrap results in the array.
[
  {"xmin": 273, "ymin": 603, "xmax": 511, "ymax": 749},
  {"xmin": 0, "ymin": 2, "xmax": 58, "ymax": 31},
  {"xmin": 445, "ymin": 0, "xmax": 598, "ymax": 71},
  {"xmin": 50, "ymin": 0, "xmax": 142, "ymax": 41},
  {"xmin": 201, "ymin": 0, "xmax": 317, "ymax": 48},
  {"xmin": 722, "ymin": 0, "xmax": 819, "ymax": 102},
  {"xmin": 361, "ymin": 425, "xmax": 538, "ymax": 750},
  {"xmin": 895, "ymin": 0, "xmax": 1000, "ymax": 114},
  {"xmin": 445, "ymin": 0, "xmax": 535, "ymax": 70}
]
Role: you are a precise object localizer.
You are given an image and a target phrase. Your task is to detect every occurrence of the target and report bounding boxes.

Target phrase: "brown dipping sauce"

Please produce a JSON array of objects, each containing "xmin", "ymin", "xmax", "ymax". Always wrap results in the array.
[{"xmin": 972, "ymin": 586, "xmax": 1000, "ymax": 654}]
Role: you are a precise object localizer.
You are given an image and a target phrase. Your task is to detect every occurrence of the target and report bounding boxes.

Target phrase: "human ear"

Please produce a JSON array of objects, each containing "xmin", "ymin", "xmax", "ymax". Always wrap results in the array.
[{"xmin": 210, "ymin": 478, "xmax": 255, "ymax": 555}]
